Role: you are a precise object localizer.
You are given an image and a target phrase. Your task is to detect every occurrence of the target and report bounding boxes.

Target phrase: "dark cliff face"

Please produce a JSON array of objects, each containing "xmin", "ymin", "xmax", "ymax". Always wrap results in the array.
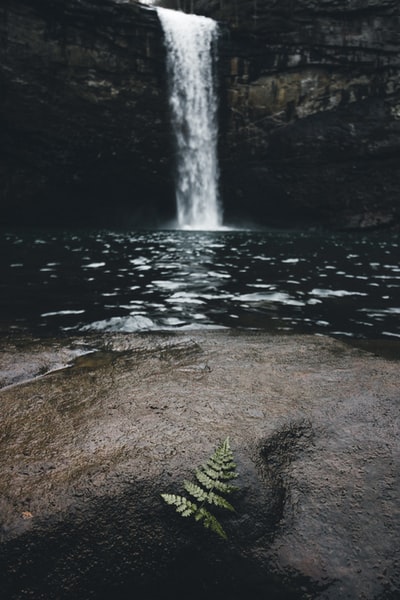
[
  {"xmin": 192, "ymin": 0, "xmax": 400, "ymax": 228},
  {"xmin": 1, "ymin": 0, "xmax": 399, "ymax": 229},
  {"xmin": 0, "ymin": 0, "xmax": 175, "ymax": 227}
]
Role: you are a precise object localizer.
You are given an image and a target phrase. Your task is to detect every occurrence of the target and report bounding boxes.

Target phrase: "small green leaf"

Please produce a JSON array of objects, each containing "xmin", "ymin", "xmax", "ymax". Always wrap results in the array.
[
  {"xmin": 183, "ymin": 480, "xmax": 208, "ymax": 502},
  {"xmin": 206, "ymin": 491, "xmax": 235, "ymax": 511},
  {"xmin": 161, "ymin": 493, "xmax": 197, "ymax": 517},
  {"xmin": 195, "ymin": 507, "xmax": 227, "ymax": 540},
  {"xmin": 195, "ymin": 469, "xmax": 237, "ymax": 494}
]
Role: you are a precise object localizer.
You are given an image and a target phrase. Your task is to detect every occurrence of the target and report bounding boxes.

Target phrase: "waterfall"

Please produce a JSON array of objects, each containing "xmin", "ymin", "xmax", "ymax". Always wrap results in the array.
[{"xmin": 157, "ymin": 8, "xmax": 222, "ymax": 230}]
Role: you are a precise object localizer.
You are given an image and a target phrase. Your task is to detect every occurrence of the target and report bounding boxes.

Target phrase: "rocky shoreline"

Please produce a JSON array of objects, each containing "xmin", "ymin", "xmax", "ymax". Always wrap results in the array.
[{"xmin": 0, "ymin": 331, "xmax": 399, "ymax": 599}]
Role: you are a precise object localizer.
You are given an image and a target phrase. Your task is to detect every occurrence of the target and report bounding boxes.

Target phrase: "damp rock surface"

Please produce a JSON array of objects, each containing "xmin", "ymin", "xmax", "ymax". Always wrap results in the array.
[
  {"xmin": 0, "ymin": 331, "xmax": 399, "ymax": 599},
  {"xmin": 1, "ymin": 0, "xmax": 399, "ymax": 230},
  {"xmin": 0, "ymin": 0, "xmax": 174, "ymax": 227},
  {"xmin": 194, "ymin": 0, "xmax": 400, "ymax": 229}
]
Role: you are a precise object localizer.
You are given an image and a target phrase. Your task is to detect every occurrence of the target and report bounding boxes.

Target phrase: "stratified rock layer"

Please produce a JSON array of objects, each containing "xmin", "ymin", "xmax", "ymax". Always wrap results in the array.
[
  {"xmin": 0, "ymin": 0, "xmax": 174, "ymax": 227},
  {"xmin": 192, "ymin": 0, "xmax": 400, "ymax": 228},
  {"xmin": 1, "ymin": 0, "xmax": 399, "ymax": 228},
  {"xmin": 0, "ymin": 332, "xmax": 399, "ymax": 599}
]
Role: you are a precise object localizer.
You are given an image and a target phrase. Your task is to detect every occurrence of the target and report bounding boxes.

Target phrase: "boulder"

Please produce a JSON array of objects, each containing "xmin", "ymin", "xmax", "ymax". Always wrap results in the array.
[{"xmin": 0, "ymin": 331, "xmax": 399, "ymax": 598}]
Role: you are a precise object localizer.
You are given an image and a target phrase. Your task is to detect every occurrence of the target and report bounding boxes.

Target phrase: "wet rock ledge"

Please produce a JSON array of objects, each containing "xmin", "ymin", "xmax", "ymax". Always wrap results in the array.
[{"xmin": 0, "ymin": 331, "xmax": 399, "ymax": 599}]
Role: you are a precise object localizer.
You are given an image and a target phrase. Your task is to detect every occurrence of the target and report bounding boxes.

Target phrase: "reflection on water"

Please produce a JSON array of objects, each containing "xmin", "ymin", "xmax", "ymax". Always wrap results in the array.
[{"xmin": 0, "ymin": 229, "xmax": 399, "ymax": 339}]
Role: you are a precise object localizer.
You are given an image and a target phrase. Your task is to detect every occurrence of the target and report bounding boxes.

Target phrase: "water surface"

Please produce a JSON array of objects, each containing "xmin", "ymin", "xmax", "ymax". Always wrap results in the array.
[{"xmin": 1, "ymin": 229, "xmax": 399, "ymax": 339}]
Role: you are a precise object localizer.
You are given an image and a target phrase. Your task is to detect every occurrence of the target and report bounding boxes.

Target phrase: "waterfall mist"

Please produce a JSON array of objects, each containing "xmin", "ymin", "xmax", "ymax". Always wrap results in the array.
[{"xmin": 157, "ymin": 8, "xmax": 222, "ymax": 230}]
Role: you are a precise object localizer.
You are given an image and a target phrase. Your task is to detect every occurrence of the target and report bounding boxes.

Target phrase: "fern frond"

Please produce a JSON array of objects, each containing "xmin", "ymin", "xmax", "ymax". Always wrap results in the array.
[
  {"xmin": 161, "ymin": 494, "xmax": 198, "ymax": 517},
  {"xmin": 183, "ymin": 480, "xmax": 208, "ymax": 503},
  {"xmin": 160, "ymin": 437, "xmax": 239, "ymax": 539},
  {"xmin": 195, "ymin": 507, "xmax": 227, "ymax": 540},
  {"xmin": 201, "ymin": 464, "xmax": 223, "ymax": 481},
  {"xmin": 214, "ymin": 437, "xmax": 234, "ymax": 462},
  {"xmin": 204, "ymin": 461, "xmax": 238, "ymax": 480},
  {"xmin": 184, "ymin": 480, "xmax": 235, "ymax": 511},
  {"xmin": 219, "ymin": 437, "xmax": 232, "ymax": 455},
  {"xmin": 220, "ymin": 469, "xmax": 238, "ymax": 481},
  {"xmin": 206, "ymin": 437, "xmax": 237, "ymax": 474},
  {"xmin": 206, "ymin": 491, "xmax": 235, "ymax": 512},
  {"xmin": 195, "ymin": 469, "xmax": 237, "ymax": 494}
]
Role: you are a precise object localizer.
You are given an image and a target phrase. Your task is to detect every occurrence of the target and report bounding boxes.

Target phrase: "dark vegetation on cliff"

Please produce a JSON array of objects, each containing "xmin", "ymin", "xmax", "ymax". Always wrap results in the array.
[{"xmin": 0, "ymin": 0, "xmax": 399, "ymax": 229}]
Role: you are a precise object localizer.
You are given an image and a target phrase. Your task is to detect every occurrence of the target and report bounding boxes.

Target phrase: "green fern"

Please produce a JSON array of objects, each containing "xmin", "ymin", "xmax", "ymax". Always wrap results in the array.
[
  {"xmin": 161, "ymin": 494, "xmax": 198, "ymax": 517},
  {"xmin": 161, "ymin": 437, "xmax": 238, "ymax": 539}
]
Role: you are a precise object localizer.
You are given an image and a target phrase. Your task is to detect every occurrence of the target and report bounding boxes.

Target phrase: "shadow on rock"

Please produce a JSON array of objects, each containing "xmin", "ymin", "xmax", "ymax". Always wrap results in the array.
[{"xmin": 0, "ymin": 453, "xmax": 324, "ymax": 600}]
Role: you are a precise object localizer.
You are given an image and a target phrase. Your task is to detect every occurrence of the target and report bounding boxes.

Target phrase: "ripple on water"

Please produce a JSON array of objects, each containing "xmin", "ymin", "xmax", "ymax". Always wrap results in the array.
[{"xmin": 1, "ymin": 229, "xmax": 399, "ymax": 340}]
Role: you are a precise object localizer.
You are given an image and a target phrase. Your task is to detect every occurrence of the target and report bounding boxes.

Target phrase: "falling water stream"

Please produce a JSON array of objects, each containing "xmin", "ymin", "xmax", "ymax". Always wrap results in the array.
[{"xmin": 157, "ymin": 8, "xmax": 222, "ymax": 230}]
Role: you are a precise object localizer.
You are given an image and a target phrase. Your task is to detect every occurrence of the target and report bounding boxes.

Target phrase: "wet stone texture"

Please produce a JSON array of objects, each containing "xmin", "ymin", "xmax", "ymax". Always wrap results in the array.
[
  {"xmin": 192, "ymin": 0, "xmax": 400, "ymax": 229},
  {"xmin": 0, "ymin": 331, "xmax": 399, "ymax": 599},
  {"xmin": 1, "ymin": 0, "xmax": 399, "ymax": 230}
]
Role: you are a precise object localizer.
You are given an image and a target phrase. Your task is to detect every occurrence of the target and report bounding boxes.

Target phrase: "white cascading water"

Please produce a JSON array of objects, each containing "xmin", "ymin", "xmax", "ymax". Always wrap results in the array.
[{"xmin": 157, "ymin": 8, "xmax": 222, "ymax": 230}]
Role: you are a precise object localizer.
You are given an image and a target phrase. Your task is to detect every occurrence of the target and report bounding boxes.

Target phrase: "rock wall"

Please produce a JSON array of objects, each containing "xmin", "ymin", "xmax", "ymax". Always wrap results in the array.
[
  {"xmin": 0, "ymin": 0, "xmax": 175, "ymax": 227},
  {"xmin": 1, "ymin": 0, "xmax": 399, "ymax": 228},
  {"xmin": 192, "ymin": 0, "xmax": 400, "ymax": 228}
]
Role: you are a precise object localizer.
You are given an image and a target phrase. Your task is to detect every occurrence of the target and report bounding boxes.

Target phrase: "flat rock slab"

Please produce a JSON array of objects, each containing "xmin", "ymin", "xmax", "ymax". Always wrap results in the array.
[{"xmin": 0, "ymin": 331, "xmax": 399, "ymax": 599}]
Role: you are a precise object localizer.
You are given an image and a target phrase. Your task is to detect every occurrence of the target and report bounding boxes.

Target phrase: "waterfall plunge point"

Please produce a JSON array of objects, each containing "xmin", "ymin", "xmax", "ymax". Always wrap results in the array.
[{"xmin": 157, "ymin": 8, "xmax": 222, "ymax": 231}]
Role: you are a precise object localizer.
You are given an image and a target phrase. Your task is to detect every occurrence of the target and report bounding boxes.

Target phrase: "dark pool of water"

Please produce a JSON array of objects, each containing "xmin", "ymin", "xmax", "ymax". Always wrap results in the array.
[{"xmin": 0, "ymin": 228, "xmax": 399, "ymax": 340}]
